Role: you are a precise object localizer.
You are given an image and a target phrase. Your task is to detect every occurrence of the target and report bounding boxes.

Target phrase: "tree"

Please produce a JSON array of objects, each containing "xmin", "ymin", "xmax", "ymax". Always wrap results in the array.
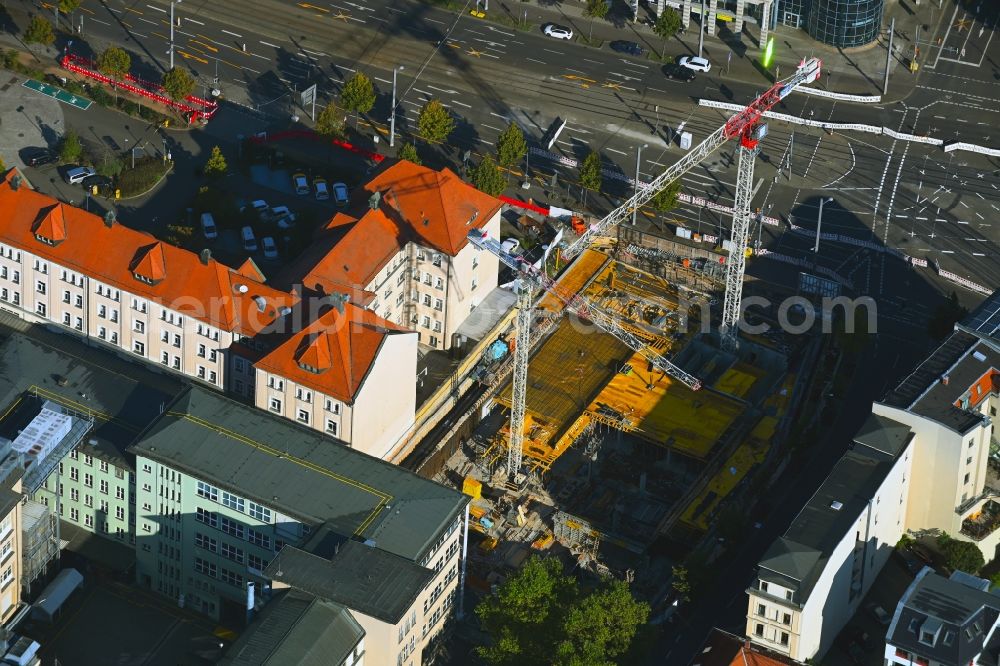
[
  {"xmin": 24, "ymin": 15, "xmax": 55, "ymax": 46},
  {"xmin": 97, "ymin": 47, "xmax": 131, "ymax": 102},
  {"xmin": 315, "ymin": 101, "xmax": 346, "ymax": 139},
  {"xmin": 417, "ymin": 99, "xmax": 455, "ymax": 144},
  {"xmin": 165, "ymin": 223, "xmax": 194, "ymax": 248},
  {"xmin": 470, "ymin": 154, "xmax": 505, "ymax": 197},
  {"xmin": 339, "ymin": 72, "xmax": 376, "ymax": 128},
  {"xmin": 937, "ymin": 533, "xmax": 984, "ymax": 574},
  {"xmin": 398, "ymin": 142, "xmax": 422, "ymax": 166},
  {"xmin": 162, "ymin": 67, "xmax": 195, "ymax": 101},
  {"xmin": 495, "ymin": 122, "xmax": 528, "ymax": 176},
  {"xmin": 57, "ymin": 0, "xmax": 82, "ymax": 28},
  {"xmin": 670, "ymin": 565, "xmax": 691, "ymax": 603},
  {"xmin": 476, "ymin": 556, "xmax": 648, "ymax": 666},
  {"xmin": 58, "ymin": 129, "xmax": 83, "ymax": 164},
  {"xmin": 584, "ymin": 0, "xmax": 609, "ymax": 41},
  {"xmin": 649, "ymin": 180, "xmax": 682, "ymax": 213},
  {"xmin": 203, "ymin": 145, "xmax": 228, "ymax": 178},
  {"xmin": 579, "ymin": 150, "xmax": 603, "ymax": 206},
  {"xmin": 653, "ymin": 8, "xmax": 683, "ymax": 58}
]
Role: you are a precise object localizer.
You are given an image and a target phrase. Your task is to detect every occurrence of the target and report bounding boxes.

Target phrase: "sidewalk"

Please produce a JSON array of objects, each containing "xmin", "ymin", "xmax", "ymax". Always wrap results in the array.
[{"xmin": 486, "ymin": 0, "xmax": 946, "ymax": 99}]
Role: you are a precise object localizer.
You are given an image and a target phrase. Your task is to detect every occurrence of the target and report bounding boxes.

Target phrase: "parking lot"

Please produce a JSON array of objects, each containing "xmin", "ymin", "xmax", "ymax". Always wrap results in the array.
[{"xmin": 26, "ymin": 578, "xmax": 227, "ymax": 666}]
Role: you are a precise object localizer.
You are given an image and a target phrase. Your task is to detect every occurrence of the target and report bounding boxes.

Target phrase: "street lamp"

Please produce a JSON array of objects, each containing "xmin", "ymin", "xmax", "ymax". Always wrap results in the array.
[
  {"xmin": 632, "ymin": 143, "xmax": 648, "ymax": 226},
  {"xmin": 813, "ymin": 197, "xmax": 833, "ymax": 253},
  {"xmin": 389, "ymin": 65, "xmax": 405, "ymax": 148},
  {"xmin": 169, "ymin": 0, "xmax": 183, "ymax": 70}
]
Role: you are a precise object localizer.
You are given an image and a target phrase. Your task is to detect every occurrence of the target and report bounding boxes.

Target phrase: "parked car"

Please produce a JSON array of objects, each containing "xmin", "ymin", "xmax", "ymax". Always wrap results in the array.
[
  {"xmin": 261, "ymin": 236, "xmax": 278, "ymax": 259},
  {"xmin": 241, "ymin": 226, "xmax": 258, "ymax": 252},
  {"xmin": 894, "ymin": 548, "xmax": 924, "ymax": 576},
  {"xmin": 867, "ymin": 603, "xmax": 891, "ymax": 626},
  {"xmin": 663, "ymin": 63, "xmax": 697, "ymax": 82},
  {"xmin": 678, "ymin": 55, "xmax": 711, "ymax": 72},
  {"xmin": 243, "ymin": 200, "xmax": 270, "ymax": 220},
  {"xmin": 332, "ymin": 182, "xmax": 349, "ymax": 207},
  {"xmin": 501, "ymin": 238, "xmax": 520, "ymax": 254},
  {"xmin": 610, "ymin": 40, "xmax": 643, "ymax": 56},
  {"xmin": 81, "ymin": 174, "xmax": 112, "ymax": 190},
  {"xmin": 64, "ymin": 166, "xmax": 96, "ymax": 185},
  {"xmin": 21, "ymin": 147, "xmax": 56, "ymax": 167},
  {"xmin": 200, "ymin": 213, "xmax": 218, "ymax": 240},
  {"xmin": 543, "ymin": 24, "xmax": 573, "ymax": 40},
  {"xmin": 314, "ymin": 177, "xmax": 329, "ymax": 201},
  {"xmin": 292, "ymin": 172, "xmax": 309, "ymax": 196},
  {"xmin": 268, "ymin": 206, "xmax": 298, "ymax": 229}
]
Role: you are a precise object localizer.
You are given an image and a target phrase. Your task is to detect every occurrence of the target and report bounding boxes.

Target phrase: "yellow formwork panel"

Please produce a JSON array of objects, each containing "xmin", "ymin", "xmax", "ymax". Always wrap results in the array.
[
  {"xmin": 750, "ymin": 416, "xmax": 778, "ymax": 441},
  {"xmin": 589, "ymin": 351, "xmax": 743, "ymax": 458},
  {"xmin": 680, "ymin": 437, "xmax": 768, "ymax": 530},
  {"xmin": 538, "ymin": 249, "xmax": 611, "ymax": 314},
  {"xmin": 713, "ymin": 363, "xmax": 767, "ymax": 400}
]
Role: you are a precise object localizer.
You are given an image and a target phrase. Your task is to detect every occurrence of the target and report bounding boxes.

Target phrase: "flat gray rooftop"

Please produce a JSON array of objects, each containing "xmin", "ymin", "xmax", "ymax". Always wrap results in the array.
[{"xmin": 131, "ymin": 387, "xmax": 467, "ymax": 562}]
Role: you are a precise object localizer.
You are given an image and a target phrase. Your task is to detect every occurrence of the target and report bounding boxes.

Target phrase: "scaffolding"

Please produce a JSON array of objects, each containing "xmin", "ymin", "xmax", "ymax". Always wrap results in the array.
[{"xmin": 552, "ymin": 511, "xmax": 600, "ymax": 557}]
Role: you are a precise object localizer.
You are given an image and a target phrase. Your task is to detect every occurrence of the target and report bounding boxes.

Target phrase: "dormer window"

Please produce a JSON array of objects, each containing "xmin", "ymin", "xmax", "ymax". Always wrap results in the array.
[
  {"xmin": 297, "ymin": 362, "xmax": 322, "ymax": 374},
  {"xmin": 920, "ymin": 630, "xmax": 935, "ymax": 645},
  {"xmin": 134, "ymin": 273, "xmax": 155, "ymax": 285},
  {"xmin": 34, "ymin": 234, "xmax": 55, "ymax": 246}
]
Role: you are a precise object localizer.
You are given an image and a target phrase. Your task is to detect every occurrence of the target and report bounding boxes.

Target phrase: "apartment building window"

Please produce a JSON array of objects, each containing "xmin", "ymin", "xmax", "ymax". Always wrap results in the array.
[
  {"xmin": 70, "ymin": 488, "xmax": 79, "ymax": 501},
  {"xmin": 471, "ymin": 277, "xmax": 479, "ymax": 291},
  {"xmin": 116, "ymin": 506, "xmax": 125, "ymax": 520},
  {"xmin": 195, "ymin": 558, "xmax": 217, "ymax": 579},
  {"xmin": 111, "ymin": 332, "xmax": 118, "ymax": 344},
  {"xmin": 209, "ymin": 370, "xmax": 217, "ymax": 384},
  {"xmin": 754, "ymin": 624, "xmax": 764, "ymax": 637},
  {"xmin": 220, "ymin": 568, "xmax": 244, "ymax": 588},
  {"xmin": 326, "ymin": 420, "xmax": 339, "ymax": 436},
  {"xmin": 84, "ymin": 473, "xmax": 93, "ymax": 488},
  {"xmin": 197, "ymin": 481, "xmax": 219, "ymax": 502},
  {"xmin": 422, "ymin": 316, "xmax": 431, "ymax": 328},
  {"xmin": 422, "ymin": 294, "xmax": 431, "ymax": 306},
  {"xmin": 75, "ymin": 316, "xmax": 83, "ymax": 331},
  {"xmin": 472, "ymin": 256, "xmax": 478, "ymax": 270},
  {"xmin": 84, "ymin": 454, "xmax": 92, "ymax": 466},
  {"xmin": 968, "ymin": 456, "xmax": 973, "ymax": 465},
  {"xmin": 100, "ymin": 480, "xmax": 109, "ymax": 494},
  {"xmin": 435, "ymin": 277, "xmax": 444, "ymax": 290},
  {"xmin": 247, "ymin": 528, "xmax": 271, "ymax": 549},
  {"xmin": 756, "ymin": 603, "xmax": 765, "ymax": 616},
  {"xmin": 130, "ymin": 340, "xmax": 144, "ymax": 356},
  {"xmin": 62, "ymin": 313, "xmax": 71, "ymax": 326},
  {"xmin": 75, "ymin": 294, "xmax": 83, "ymax": 307},
  {"xmin": 433, "ymin": 320, "xmax": 442, "ymax": 333},
  {"xmin": 248, "ymin": 553, "xmax": 269, "ymax": 572},
  {"xmin": 0, "ymin": 289, "xmax": 7, "ymax": 302},
  {"xmin": 429, "ymin": 336, "xmax": 439, "ymax": 347},
  {"xmin": 195, "ymin": 533, "xmax": 217, "ymax": 553},
  {"xmin": 397, "ymin": 272, "xmax": 406, "ymax": 286},
  {"xmin": 383, "ymin": 288, "xmax": 392, "ymax": 300},
  {"xmin": 220, "ymin": 517, "xmax": 244, "ymax": 539},
  {"xmin": 434, "ymin": 298, "xmax": 443, "ymax": 311},
  {"xmin": 132, "ymin": 298, "xmax": 147, "ymax": 313},
  {"xmin": 197, "ymin": 366, "xmax": 206, "ymax": 379},
  {"xmin": 296, "ymin": 388, "xmax": 312, "ymax": 403},
  {"xmin": 782, "ymin": 612, "xmax": 791, "ymax": 625},
  {"xmin": 248, "ymin": 502, "xmax": 270, "ymax": 522},
  {"xmin": 222, "ymin": 491, "xmax": 245, "ymax": 513},
  {"xmin": 70, "ymin": 467, "xmax": 79, "ymax": 481},
  {"xmin": 133, "ymin": 320, "xmax": 145, "ymax": 334},
  {"xmin": 221, "ymin": 542, "xmax": 244, "ymax": 564},
  {"xmin": 36, "ymin": 281, "xmax": 46, "ymax": 295},
  {"xmin": 196, "ymin": 507, "xmax": 218, "ymax": 528},
  {"xmin": 197, "ymin": 344, "xmax": 206, "ymax": 358},
  {"xmin": 396, "ymin": 293, "xmax": 405, "ymax": 306},
  {"xmin": 423, "ymin": 272, "xmax": 432, "ymax": 285},
  {"xmin": 116, "ymin": 487, "xmax": 125, "ymax": 500},
  {"xmin": 98, "ymin": 304, "xmax": 107, "ymax": 318},
  {"xmin": 62, "ymin": 290, "xmax": 71, "ymax": 304},
  {"xmin": 965, "ymin": 473, "xmax": 971, "ymax": 484},
  {"xmin": 268, "ymin": 377, "xmax": 284, "ymax": 390},
  {"xmin": 70, "ymin": 508, "xmax": 79, "ymax": 522},
  {"xmin": 161, "ymin": 351, "xmax": 169, "ymax": 365},
  {"xmin": 969, "ymin": 439, "xmax": 975, "ymax": 448},
  {"xmin": 99, "ymin": 499, "xmax": 108, "ymax": 513},
  {"xmin": 269, "ymin": 398, "xmax": 282, "ymax": 414},
  {"xmin": 779, "ymin": 632, "xmax": 789, "ymax": 646},
  {"xmin": 11, "ymin": 271, "xmax": 17, "ymax": 285},
  {"xmin": 36, "ymin": 302, "xmax": 46, "ymax": 317},
  {"xmin": 297, "ymin": 409, "xmax": 310, "ymax": 424},
  {"xmin": 172, "ymin": 356, "xmax": 180, "ymax": 370}
]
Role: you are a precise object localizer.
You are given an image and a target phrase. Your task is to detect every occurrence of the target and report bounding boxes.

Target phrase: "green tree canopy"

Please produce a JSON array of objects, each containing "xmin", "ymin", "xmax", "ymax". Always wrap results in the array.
[
  {"xmin": 584, "ymin": 0, "xmax": 609, "ymax": 40},
  {"xmin": 470, "ymin": 154, "xmax": 506, "ymax": 197},
  {"xmin": 97, "ymin": 47, "xmax": 131, "ymax": 93},
  {"xmin": 340, "ymin": 72, "xmax": 376, "ymax": 126},
  {"xmin": 496, "ymin": 122, "xmax": 528, "ymax": 169},
  {"xmin": 398, "ymin": 142, "xmax": 422, "ymax": 166},
  {"xmin": 417, "ymin": 99, "xmax": 455, "ymax": 144},
  {"xmin": 653, "ymin": 8, "xmax": 683, "ymax": 57},
  {"xmin": 58, "ymin": 129, "xmax": 83, "ymax": 164},
  {"xmin": 476, "ymin": 556, "xmax": 649, "ymax": 666},
  {"xmin": 24, "ymin": 15, "xmax": 55, "ymax": 46},
  {"xmin": 58, "ymin": 0, "xmax": 82, "ymax": 13},
  {"xmin": 203, "ymin": 145, "xmax": 228, "ymax": 178},
  {"xmin": 937, "ymin": 533, "xmax": 984, "ymax": 574},
  {"xmin": 649, "ymin": 180, "xmax": 682, "ymax": 213},
  {"xmin": 162, "ymin": 67, "xmax": 196, "ymax": 101},
  {"xmin": 670, "ymin": 565, "xmax": 691, "ymax": 603},
  {"xmin": 579, "ymin": 150, "xmax": 603, "ymax": 206},
  {"xmin": 315, "ymin": 101, "xmax": 346, "ymax": 139}
]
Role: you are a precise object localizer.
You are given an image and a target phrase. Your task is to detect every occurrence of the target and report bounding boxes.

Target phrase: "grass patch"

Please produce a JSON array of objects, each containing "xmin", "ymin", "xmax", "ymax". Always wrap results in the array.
[
  {"xmin": 118, "ymin": 156, "xmax": 171, "ymax": 198},
  {"xmin": 577, "ymin": 36, "xmax": 605, "ymax": 48}
]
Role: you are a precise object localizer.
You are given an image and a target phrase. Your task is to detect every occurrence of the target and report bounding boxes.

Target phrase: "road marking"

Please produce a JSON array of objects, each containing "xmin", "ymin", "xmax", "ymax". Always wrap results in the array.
[
  {"xmin": 451, "ymin": 99, "xmax": 471, "ymax": 108},
  {"xmin": 260, "ymin": 40, "xmax": 279, "ymax": 48},
  {"xmin": 583, "ymin": 58, "xmax": 601, "ymax": 64},
  {"xmin": 490, "ymin": 112, "xmax": 508, "ymax": 120},
  {"xmin": 186, "ymin": 17, "xmax": 204, "ymax": 25},
  {"xmin": 483, "ymin": 124, "xmax": 502, "ymax": 131},
  {"xmin": 606, "ymin": 147, "xmax": 627, "ymax": 155},
  {"xmin": 221, "ymin": 29, "xmax": 242, "ymax": 38},
  {"xmin": 426, "ymin": 17, "xmax": 446, "ymax": 24},
  {"xmin": 302, "ymin": 48, "xmax": 328, "ymax": 57},
  {"xmin": 976, "ymin": 192, "xmax": 985, "ymax": 199},
  {"xmin": 544, "ymin": 49, "xmax": 564, "ymax": 55},
  {"xmin": 960, "ymin": 201, "xmax": 969, "ymax": 208},
  {"xmin": 526, "ymin": 58, "xmax": 546, "ymax": 65},
  {"xmin": 146, "ymin": 4, "xmax": 166, "ymax": 13},
  {"xmin": 91, "ymin": 17, "xmax": 111, "ymax": 25},
  {"xmin": 374, "ymin": 76, "xmax": 390, "ymax": 84},
  {"xmin": 957, "ymin": 220, "xmax": 969, "ymax": 224},
  {"xmin": 137, "ymin": 17, "xmax": 157, "ymax": 25}
]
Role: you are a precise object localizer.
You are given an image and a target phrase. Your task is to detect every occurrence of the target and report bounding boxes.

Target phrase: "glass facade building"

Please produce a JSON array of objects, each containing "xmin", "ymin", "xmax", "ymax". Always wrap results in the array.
[{"xmin": 774, "ymin": 0, "xmax": 885, "ymax": 48}]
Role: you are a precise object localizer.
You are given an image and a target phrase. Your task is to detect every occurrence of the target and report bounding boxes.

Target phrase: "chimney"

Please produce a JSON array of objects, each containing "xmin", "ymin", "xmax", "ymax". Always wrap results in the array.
[
  {"xmin": 104, "ymin": 211, "xmax": 116, "ymax": 228},
  {"xmin": 942, "ymin": 375, "xmax": 950, "ymax": 386},
  {"xmin": 199, "ymin": 249, "xmax": 211, "ymax": 265},
  {"xmin": 368, "ymin": 191, "xmax": 382, "ymax": 211},
  {"xmin": 10, "ymin": 175, "xmax": 22, "ymax": 191},
  {"xmin": 326, "ymin": 293, "xmax": 350, "ymax": 314}
]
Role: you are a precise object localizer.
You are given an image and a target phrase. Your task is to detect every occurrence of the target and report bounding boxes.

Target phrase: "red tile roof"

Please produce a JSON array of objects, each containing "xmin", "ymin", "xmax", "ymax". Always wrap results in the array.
[
  {"xmin": 366, "ymin": 161, "xmax": 502, "ymax": 255},
  {"xmin": 0, "ymin": 170, "xmax": 297, "ymax": 335},
  {"xmin": 255, "ymin": 302, "xmax": 409, "ymax": 403}
]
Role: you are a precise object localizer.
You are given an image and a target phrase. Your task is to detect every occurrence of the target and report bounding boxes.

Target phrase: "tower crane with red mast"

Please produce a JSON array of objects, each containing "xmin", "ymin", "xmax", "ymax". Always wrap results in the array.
[{"xmin": 471, "ymin": 57, "xmax": 822, "ymax": 478}]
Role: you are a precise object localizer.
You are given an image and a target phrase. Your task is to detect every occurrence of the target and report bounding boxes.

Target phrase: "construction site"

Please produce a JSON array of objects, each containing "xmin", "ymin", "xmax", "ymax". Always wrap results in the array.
[{"xmin": 432, "ymin": 242, "xmax": 806, "ymax": 607}]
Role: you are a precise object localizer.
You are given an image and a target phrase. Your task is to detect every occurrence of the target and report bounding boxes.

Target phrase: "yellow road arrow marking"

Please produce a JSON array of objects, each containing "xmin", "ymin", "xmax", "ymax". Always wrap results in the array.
[{"xmin": 299, "ymin": 2, "xmax": 329, "ymax": 12}]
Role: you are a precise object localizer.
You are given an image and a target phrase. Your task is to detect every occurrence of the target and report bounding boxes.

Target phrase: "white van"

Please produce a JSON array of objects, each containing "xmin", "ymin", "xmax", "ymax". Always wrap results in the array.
[
  {"xmin": 241, "ymin": 226, "xmax": 258, "ymax": 252},
  {"xmin": 65, "ymin": 166, "xmax": 96, "ymax": 185},
  {"xmin": 200, "ymin": 213, "xmax": 218, "ymax": 240}
]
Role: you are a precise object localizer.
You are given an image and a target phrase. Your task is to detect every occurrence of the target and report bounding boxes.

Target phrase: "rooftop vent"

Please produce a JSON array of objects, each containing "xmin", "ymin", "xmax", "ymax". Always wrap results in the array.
[
  {"xmin": 278, "ymin": 306, "xmax": 292, "ymax": 317},
  {"xmin": 200, "ymin": 249, "xmax": 211, "ymax": 266},
  {"xmin": 830, "ymin": 501, "xmax": 844, "ymax": 511},
  {"xmin": 104, "ymin": 211, "xmax": 116, "ymax": 228},
  {"xmin": 10, "ymin": 175, "xmax": 22, "ymax": 191},
  {"xmin": 253, "ymin": 295, "xmax": 266, "ymax": 312},
  {"xmin": 974, "ymin": 350, "xmax": 987, "ymax": 362},
  {"xmin": 235, "ymin": 284, "xmax": 249, "ymax": 294},
  {"xmin": 368, "ymin": 191, "xmax": 381, "ymax": 210},
  {"xmin": 467, "ymin": 210, "xmax": 479, "ymax": 225}
]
